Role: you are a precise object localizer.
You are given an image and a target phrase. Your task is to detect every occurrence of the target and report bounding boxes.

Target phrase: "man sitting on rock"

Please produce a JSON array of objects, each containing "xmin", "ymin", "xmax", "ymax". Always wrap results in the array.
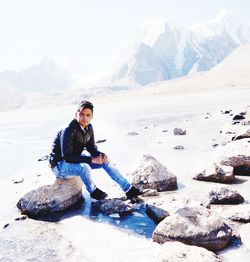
[{"xmin": 49, "ymin": 100, "xmax": 142, "ymax": 200}]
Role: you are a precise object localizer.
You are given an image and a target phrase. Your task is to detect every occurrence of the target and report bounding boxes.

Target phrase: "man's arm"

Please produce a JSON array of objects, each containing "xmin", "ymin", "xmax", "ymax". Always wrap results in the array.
[{"xmin": 85, "ymin": 127, "xmax": 103, "ymax": 157}]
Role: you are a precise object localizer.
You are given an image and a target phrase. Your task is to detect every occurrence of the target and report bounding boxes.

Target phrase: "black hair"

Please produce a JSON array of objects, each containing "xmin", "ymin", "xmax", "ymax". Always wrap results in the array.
[{"xmin": 76, "ymin": 100, "xmax": 94, "ymax": 112}]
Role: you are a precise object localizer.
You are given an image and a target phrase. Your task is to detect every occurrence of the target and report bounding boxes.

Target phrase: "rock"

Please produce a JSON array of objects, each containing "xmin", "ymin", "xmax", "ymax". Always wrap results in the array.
[
  {"xmin": 12, "ymin": 177, "xmax": 24, "ymax": 184},
  {"xmin": 3, "ymin": 224, "xmax": 9, "ymax": 229},
  {"xmin": 0, "ymin": 219, "xmax": 75, "ymax": 261},
  {"xmin": 162, "ymin": 129, "xmax": 168, "ymax": 132},
  {"xmin": 232, "ymin": 127, "xmax": 250, "ymax": 141},
  {"xmin": 222, "ymin": 155, "xmax": 250, "ymax": 167},
  {"xmin": 173, "ymin": 145, "xmax": 184, "ymax": 150},
  {"xmin": 208, "ymin": 187, "xmax": 244, "ymax": 204},
  {"xmin": 128, "ymin": 155, "xmax": 178, "ymax": 191},
  {"xmin": 216, "ymin": 139, "xmax": 250, "ymax": 168},
  {"xmin": 96, "ymin": 139, "xmax": 106, "ymax": 144},
  {"xmin": 127, "ymin": 131, "xmax": 139, "ymax": 136},
  {"xmin": 14, "ymin": 216, "xmax": 27, "ymax": 221},
  {"xmin": 233, "ymin": 165, "xmax": 250, "ymax": 176},
  {"xmin": 158, "ymin": 241, "xmax": 222, "ymax": 262},
  {"xmin": 37, "ymin": 155, "xmax": 49, "ymax": 161},
  {"xmin": 145, "ymin": 194, "xmax": 210, "ymax": 216},
  {"xmin": 141, "ymin": 189, "xmax": 159, "ymax": 197},
  {"xmin": 146, "ymin": 204, "xmax": 169, "ymax": 224},
  {"xmin": 193, "ymin": 163, "xmax": 235, "ymax": 183},
  {"xmin": 221, "ymin": 110, "xmax": 232, "ymax": 114},
  {"xmin": 153, "ymin": 206, "xmax": 232, "ymax": 251},
  {"xmin": 92, "ymin": 198, "xmax": 133, "ymax": 216},
  {"xmin": 173, "ymin": 128, "xmax": 186, "ymax": 135},
  {"xmin": 17, "ymin": 177, "xmax": 83, "ymax": 217},
  {"xmin": 224, "ymin": 205, "xmax": 250, "ymax": 222},
  {"xmin": 233, "ymin": 115, "xmax": 245, "ymax": 120}
]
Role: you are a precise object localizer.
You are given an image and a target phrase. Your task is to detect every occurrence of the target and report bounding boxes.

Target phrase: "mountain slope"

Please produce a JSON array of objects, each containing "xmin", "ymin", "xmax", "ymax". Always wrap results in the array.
[
  {"xmin": 0, "ymin": 57, "xmax": 73, "ymax": 92},
  {"xmin": 111, "ymin": 11, "xmax": 250, "ymax": 86}
]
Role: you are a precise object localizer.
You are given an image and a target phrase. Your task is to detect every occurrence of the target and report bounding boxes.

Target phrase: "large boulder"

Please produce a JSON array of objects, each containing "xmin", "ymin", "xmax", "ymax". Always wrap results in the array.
[
  {"xmin": 152, "ymin": 206, "xmax": 232, "ymax": 251},
  {"xmin": 208, "ymin": 187, "xmax": 244, "ymax": 205},
  {"xmin": 193, "ymin": 163, "xmax": 235, "ymax": 183},
  {"xmin": 128, "ymin": 155, "xmax": 177, "ymax": 191},
  {"xmin": 158, "ymin": 241, "xmax": 222, "ymax": 262},
  {"xmin": 17, "ymin": 177, "xmax": 83, "ymax": 217}
]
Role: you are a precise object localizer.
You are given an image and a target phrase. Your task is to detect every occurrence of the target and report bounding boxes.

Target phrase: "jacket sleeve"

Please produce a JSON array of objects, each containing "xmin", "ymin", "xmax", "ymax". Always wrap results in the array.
[
  {"xmin": 61, "ymin": 127, "xmax": 92, "ymax": 163},
  {"xmin": 85, "ymin": 127, "xmax": 103, "ymax": 157}
]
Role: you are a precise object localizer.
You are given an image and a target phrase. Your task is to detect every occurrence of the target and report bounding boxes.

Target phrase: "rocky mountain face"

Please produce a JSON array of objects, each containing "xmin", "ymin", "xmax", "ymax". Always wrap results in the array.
[{"xmin": 111, "ymin": 11, "xmax": 250, "ymax": 85}]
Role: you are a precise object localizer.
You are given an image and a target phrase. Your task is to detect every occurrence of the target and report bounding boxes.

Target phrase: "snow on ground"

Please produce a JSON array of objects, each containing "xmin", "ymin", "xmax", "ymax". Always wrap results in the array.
[{"xmin": 0, "ymin": 85, "xmax": 250, "ymax": 261}]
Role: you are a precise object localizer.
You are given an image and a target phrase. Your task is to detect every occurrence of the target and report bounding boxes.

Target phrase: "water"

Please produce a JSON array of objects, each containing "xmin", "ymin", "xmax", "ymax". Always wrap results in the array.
[{"xmin": 36, "ymin": 195, "xmax": 157, "ymax": 239}]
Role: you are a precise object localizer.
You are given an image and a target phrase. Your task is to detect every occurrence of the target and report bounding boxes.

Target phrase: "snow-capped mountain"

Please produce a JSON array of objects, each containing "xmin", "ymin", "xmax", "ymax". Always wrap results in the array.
[
  {"xmin": 111, "ymin": 11, "xmax": 250, "ymax": 86},
  {"xmin": 0, "ymin": 57, "xmax": 73, "ymax": 92}
]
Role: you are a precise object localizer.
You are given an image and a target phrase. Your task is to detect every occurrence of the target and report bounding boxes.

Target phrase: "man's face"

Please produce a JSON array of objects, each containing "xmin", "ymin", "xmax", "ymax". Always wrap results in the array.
[{"xmin": 75, "ymin": 108, "xmax": 93, "ymax": 128}]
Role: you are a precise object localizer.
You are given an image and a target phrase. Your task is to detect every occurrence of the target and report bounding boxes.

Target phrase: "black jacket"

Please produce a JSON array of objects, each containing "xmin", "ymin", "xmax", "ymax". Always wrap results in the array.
[{"xmin": 49, "ymin": 119, "xmax": 102, "ymax": 168}]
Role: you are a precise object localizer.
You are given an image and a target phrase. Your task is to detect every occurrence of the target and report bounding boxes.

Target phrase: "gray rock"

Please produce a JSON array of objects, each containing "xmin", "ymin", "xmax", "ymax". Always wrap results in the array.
[
  {"xmin": 173, "ymin": 128, "xmax": 186, "ymax": 135},
  {"xmin": 141, "ymin": 189, "xmax": 159, "ymax": 197},
  {"xmin": 221, "ymin": 155, "xmax": 250, "ymax": 167},
  {"xmin": 17, "ymin": 177, "xmax": 83, "ymax": 217},
  {"xmin": 153, "ymin": 206, "xmax": 232, "ymax": 251},
  {"xmin": 128, "ymin": 154, "xmax": 177, "ymax": 191},
  {"xmin": 12, "ymin": 177, "xmax": 24, "ymax": 184},
  {"xmin": 224, "ymin": 205, "xmax": 250, "ymax": 222},
  {"xmin": 145, "ymin": 194, "xmax": 210, "ymax": 216},
  {"xmin": 209, "ymin": 187, "xmax": 244, "ymax": 204},
  {"xmin": 127, "ymin": 131, "xmax": 139, "ymax": 136},
  {"xmin": 92, "ymin": 198, "xmax": 133, "ymax": 216},
  {"xmin": 232, "ymin": 127, "xmax": 250, "ymax": 141},
  {"xmin": 173, "ymin": 145, "xmax": 184, "ymax": 150},
  {"xmin": 146, "ymin": 204, "xmax": 169, "ymax": 224},
  {"xmin": 194, "ymin": 163, "xmax": 235, "ymax": 183},
  {"xmin": 233, "ymin": 165, "xmax": 250, "ymax": 176},
  {"xmin": 158, "ymin": 241, "xmax": 222, "ymax": 262},
  {"xmin": 0, "ymin": 219, "xmax": 76, "ymax": 261},
  {"xmin": 215, "ymin": 139, "xmax": 250, "ymax": 167}
]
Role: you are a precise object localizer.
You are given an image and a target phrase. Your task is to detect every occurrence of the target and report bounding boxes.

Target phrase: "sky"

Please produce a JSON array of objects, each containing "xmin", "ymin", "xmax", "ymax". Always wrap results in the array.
[{"xmin": 0, "ymin": 0, "xmax": 249, "ymax": 77}]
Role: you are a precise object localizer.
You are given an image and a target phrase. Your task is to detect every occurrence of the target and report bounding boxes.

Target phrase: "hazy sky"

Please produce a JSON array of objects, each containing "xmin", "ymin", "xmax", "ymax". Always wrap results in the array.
[{"xmin": 0, "ymin": 0, "xmax": 249, "ymax": 75}]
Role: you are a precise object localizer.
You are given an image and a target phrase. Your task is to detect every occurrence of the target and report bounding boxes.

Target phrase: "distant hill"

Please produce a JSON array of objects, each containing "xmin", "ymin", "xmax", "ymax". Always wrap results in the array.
[{"xmin": 0, "ymin": 57, "xmax": 73, "ymax": 93}]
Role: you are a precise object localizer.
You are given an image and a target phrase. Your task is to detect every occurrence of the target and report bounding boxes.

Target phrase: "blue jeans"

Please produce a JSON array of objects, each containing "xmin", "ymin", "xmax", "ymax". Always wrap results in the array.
[{"xmin": 52, "ymin": 160, "xmax": 131, "ymax": 194}]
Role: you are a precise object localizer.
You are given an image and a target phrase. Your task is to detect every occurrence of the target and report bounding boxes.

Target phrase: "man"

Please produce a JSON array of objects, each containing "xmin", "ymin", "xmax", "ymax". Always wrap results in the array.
[{"xmin": 49, "ymin": 100, "xmax": 142, "ymax": 200}]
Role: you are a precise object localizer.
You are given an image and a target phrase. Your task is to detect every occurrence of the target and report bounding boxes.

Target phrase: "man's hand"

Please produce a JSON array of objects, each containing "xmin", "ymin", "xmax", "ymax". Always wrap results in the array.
[
  {"xmin": 91, "ymin": 154, "xmax": 109, "ymax": 164},
  {"xmin": 101, "ymin": 153, "xmax": 109, "ymax": 163},
  {"xmin": 91, "ymin": 155, "xmax": 103, "ymax": 164}
]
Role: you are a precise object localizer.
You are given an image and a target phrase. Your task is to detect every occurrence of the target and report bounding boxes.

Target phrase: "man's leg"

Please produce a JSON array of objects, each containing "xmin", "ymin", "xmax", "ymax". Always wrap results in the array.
[
  {"xmin": 55, "ymin": 161, "xmax": 108, "ymax": 200},
  {"xmin": 55, "ymin": 161, "xmax": 96, "ymax": 193},
  {"xmin": 89, "ymin": 161, "xmax": 132, "ymax": 192},
  {"xmin": 89, "ymin": 161, "xmax": 144, "ymax": 199}
]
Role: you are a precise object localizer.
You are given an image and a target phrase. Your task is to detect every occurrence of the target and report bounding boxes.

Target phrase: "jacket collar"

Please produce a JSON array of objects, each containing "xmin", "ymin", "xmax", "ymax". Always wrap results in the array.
[{"xmin": 70, "ymin": 119, "xmax": 90, "ymax": 133}]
